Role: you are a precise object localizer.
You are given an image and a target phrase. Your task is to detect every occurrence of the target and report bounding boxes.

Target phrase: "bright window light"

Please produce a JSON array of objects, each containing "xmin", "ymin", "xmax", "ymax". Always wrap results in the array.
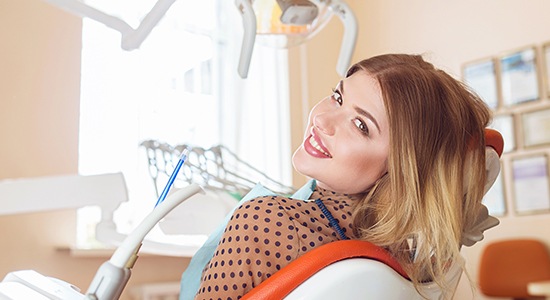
[{"xmin": 77, "ymin": 0, "xmax": 292, "ymax": 253}]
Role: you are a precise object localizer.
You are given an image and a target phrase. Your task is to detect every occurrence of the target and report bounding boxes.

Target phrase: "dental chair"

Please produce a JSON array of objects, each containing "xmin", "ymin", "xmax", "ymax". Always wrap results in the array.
[
  {"xmin": 0, "ymin": 130, "xmax": 502, "ymax": 299},
  {"xmin": 243, "ymin": 128, "xmax": 504, "ymax": 300}
]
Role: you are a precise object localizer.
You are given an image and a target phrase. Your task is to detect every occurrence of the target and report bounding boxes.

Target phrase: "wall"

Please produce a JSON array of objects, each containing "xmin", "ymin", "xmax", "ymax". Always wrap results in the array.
[
  {"xmin": 289, "ymin": 1, "xmax": 550, "ymax": 299},
  {"xmin": 2, "ymin": 0, "xmax": 549, "ymax": 299},
  {"xmin": 0, "ymin": 0, "xmax": 189, "ymax": 298}
]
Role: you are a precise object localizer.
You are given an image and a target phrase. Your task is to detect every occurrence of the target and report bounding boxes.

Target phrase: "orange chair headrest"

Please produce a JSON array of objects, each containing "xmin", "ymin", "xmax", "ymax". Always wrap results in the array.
[{"xmin": 485, "ymin": 128, "xmax": 503, "ymax": 157}]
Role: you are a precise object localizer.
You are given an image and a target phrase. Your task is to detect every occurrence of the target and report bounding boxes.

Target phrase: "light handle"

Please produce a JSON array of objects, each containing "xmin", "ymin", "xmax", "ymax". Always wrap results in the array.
[{"xmin": 330, "ymin": 0, "xmax": 358, "ymax": 77}]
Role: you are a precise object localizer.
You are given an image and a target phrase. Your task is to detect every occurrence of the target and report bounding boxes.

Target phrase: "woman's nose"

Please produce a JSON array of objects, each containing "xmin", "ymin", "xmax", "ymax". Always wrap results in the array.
[{"xmin": 313, "ymin": 112, "xmax": 336, "ymax": 136}]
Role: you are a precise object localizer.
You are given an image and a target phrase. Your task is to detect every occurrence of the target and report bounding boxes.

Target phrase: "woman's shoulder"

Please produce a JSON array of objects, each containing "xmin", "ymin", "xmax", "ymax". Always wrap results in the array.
[
  {"xmin": 232, "ymin": 195, "xmax": 315, "ymax": 217},
  {"xmin": 225, "ymin": 195, "xmax": 325, "ymax": 233}
]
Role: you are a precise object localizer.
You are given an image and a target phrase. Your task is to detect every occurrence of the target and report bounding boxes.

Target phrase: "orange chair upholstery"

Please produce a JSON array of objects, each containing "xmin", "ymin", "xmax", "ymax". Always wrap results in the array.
[
  {"xmin": 241, "ymin": 240, "xmax": 408, "ymax": 300},
  {"xmin": 485, "ymin": 127, "xmax": 504, "ymax": 157},
  {"xmin": 242, "ymin": 238, "xmax": 469, "ymax": 299},
  {"xmin": 479, "ymin": 239, "xmax": 550, "ymax": 299}
]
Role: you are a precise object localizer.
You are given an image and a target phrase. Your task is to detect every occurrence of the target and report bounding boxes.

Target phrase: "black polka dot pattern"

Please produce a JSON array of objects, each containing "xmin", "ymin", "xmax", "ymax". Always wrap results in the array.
[{"xmin": 195, "ymin": 186, "xmax": 363, "ymax": 299}]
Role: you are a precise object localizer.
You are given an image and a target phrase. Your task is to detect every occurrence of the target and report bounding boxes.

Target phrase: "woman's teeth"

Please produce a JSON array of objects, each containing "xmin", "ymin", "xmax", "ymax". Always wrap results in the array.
[{"xmin": 309, "ymin": 136, "xmax": 331, "ymax": 157}]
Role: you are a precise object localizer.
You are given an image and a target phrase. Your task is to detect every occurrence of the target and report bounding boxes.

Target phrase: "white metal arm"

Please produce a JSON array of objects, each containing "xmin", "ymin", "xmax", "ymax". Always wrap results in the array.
[
  {"xmin": 40, "ymin": 0, "xmax": 176, "ymax": 50},
  {"xmin": 329, "ymin": 0, "xmax": 358, "ymax": 77},
  {"xmin": 85, "ymin": 184, "xmax": 204, "ymax": 300},
  {"xmin": 235, "ymin": 0, "xmax": 257, "ymax": 78}
]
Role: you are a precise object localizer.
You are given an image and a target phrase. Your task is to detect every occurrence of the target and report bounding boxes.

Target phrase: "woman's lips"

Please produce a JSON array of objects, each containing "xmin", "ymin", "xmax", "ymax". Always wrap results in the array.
[{"xmin": 303, "ymin": 131, "xmax": 332, "ymax": 158}]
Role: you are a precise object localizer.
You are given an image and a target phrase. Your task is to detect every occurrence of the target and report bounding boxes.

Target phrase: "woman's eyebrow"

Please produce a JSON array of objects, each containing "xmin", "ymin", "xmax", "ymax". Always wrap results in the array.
[
  {"xmin": 341, "ymin": 79, "xmax": 381, "ymax": 134},
  {"xmin": 354, "ymin": 105, "xmax": 381, "ymax": 134}
]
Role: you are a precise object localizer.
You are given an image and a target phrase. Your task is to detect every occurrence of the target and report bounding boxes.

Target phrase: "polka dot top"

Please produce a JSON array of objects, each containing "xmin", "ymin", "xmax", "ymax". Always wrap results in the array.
[{"xmin": 195, "ymin": 186, "xmax": 364, "ymax": 299}]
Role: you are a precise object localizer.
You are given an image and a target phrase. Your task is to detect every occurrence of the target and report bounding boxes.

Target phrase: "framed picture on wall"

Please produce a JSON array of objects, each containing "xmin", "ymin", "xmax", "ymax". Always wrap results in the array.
[
  {"xmin": 511, "ymin": 154, "xmax": 550, "ymax": 214},
  {"xmin": 489, "ymin": 114, "xmax": 515, "ymax": 153},
  {"xmin": 500, "ymin": 47, "xmax": 540, "ymax": 106},
  {"xmin": 463, "ymin": 58, "xmax": 499, "ymax": 109},
  {"xmin": 543, "ymin": 42, "xmax": 550, "ymax": 97},
  {"xmin": 483, "ymin": 168, "xmax": 507, "ymax": 216},
  {"xmin": 522, "ymin": 108, "xmax": 550, "ymax": 148}
]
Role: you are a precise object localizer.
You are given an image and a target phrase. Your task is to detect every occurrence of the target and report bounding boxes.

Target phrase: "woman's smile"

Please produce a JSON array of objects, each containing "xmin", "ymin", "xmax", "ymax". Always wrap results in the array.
[{"xmin": 304, "ymin": 130, "xmax": 332, "ymax": 158}]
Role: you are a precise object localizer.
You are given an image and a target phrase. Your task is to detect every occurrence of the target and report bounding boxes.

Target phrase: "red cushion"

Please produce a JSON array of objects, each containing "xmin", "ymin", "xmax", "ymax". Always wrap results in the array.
[{"xmin": 485, "ymin": 128, "xmax": 504, "ymax": 157}]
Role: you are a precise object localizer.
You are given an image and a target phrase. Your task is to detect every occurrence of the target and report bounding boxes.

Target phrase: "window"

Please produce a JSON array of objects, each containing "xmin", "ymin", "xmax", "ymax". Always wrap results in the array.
[{"xmin": 77, "ymin": 0, "xmax": 292, "ymax": 253}]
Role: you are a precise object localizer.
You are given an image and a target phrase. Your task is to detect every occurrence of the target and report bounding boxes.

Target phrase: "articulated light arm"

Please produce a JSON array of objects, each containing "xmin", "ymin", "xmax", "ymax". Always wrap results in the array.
[
  {"xmin": 121, "ymin": 0, "xmax": 177, "ymax": 50},
  {"xmin": 43, "ymin": 0, "xmax": 357, "ymax": 78},
  {"xmin": 235, "ymin": 0, "xmax": 257, "ymax": 78},
  {"xmin": 330, "ymin": 0, "xmax": 358, "ymax": 77},
  {"xmin": 41, "ymin": 0, "xmax": 176, "ymax": 50}
]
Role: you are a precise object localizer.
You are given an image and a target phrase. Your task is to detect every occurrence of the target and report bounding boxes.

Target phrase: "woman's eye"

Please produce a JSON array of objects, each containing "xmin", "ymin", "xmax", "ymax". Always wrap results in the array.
[
  {"xmin": 331, "ymin": 89, "xmax": 343, "ymax": 105},
  {"xmin": 354, "ymin": 118, "xmax": 369, "ymax": 135}
]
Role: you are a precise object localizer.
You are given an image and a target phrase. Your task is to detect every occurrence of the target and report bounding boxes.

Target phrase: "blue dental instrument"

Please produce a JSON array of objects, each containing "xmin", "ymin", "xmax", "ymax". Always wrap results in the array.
[{"xmin": 154, "ymin": 148, "xmax": 190, "ymax": 207}]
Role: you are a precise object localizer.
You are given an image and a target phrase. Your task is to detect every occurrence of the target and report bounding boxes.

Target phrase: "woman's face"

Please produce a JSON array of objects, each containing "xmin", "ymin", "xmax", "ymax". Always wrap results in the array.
[{"xmin": 292, "ymin": 71, "xmax": 390, "ymax": 194}]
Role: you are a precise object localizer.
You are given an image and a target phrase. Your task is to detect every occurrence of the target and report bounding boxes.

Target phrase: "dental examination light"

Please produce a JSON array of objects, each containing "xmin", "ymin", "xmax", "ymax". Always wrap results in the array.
[
  {"xmin": 40, "ymin": 0, "xmax": 357, "ymax": 78},
  {"xmin": 235, "ymin": 0, "xmax": 358, "ymax": 78}
]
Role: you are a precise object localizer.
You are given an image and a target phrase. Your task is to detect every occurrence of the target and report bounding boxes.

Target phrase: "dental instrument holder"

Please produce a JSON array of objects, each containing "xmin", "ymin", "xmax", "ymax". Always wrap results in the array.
[
  {"xmin": 85, "ymin": 183, "xmax": 204, "ymax": 299},
  {"xmin": 0, "ymin": 184, "xmax": 204, "ymax": 300}
]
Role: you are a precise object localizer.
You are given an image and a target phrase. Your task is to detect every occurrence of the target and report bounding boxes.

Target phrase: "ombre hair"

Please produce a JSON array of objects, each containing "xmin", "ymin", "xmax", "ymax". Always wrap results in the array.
[{"xmin": 348, "ymin": 54, "xmax": 491, "ymax": 296}]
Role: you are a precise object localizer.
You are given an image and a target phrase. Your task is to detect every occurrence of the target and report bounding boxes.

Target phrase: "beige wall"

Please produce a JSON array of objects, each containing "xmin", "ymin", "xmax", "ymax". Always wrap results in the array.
[
  {"xmin": 290, "ymin": 1, "xmax": 550, "ymax": 299},
  {"xmin": 0, "ymin": 0, "xmax": 189, "ymax": 298},
  {"xmin": 2, "ymin": 0, "xmax": 550, "ymax": 299}
]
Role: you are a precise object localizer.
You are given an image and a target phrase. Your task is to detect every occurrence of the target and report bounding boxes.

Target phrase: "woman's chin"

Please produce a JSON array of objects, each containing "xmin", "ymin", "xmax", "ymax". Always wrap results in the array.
[{"xmin": 292, "ymin": 148, "xmax": 315, "ymax": 178}]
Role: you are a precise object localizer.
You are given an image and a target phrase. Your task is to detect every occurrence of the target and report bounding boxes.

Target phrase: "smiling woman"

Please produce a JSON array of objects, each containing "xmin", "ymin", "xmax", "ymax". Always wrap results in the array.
[{"xmin": 182, "ymin": 53, "xmax": 493, "ymax": 300}]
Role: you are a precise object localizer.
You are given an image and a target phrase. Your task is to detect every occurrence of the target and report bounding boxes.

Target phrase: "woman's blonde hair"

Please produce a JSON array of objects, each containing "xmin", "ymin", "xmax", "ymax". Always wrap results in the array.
[{"xmin": 348, "ymin": 54, "xmax": 491, "ymax": 295}]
